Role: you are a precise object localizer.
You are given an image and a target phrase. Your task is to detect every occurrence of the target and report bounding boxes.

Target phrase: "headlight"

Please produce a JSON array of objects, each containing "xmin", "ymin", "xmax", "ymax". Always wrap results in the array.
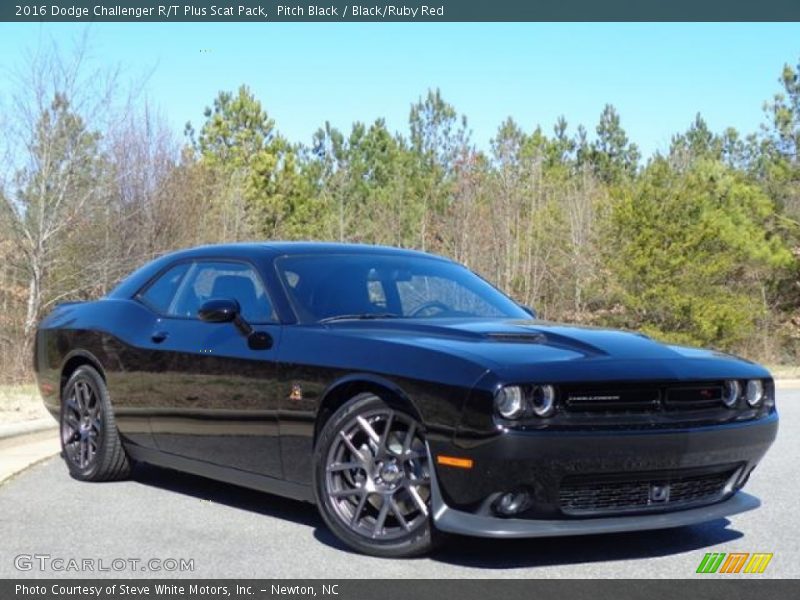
[
  {"xmin": 495, "ymin": 384, "xmax": 558, "ymax": 419},
  {"xmin": 494, "ymin": 386, "xmax": 525, "ymax": 419},
  {"xmin": 531, "ymin": 384, "xmax": 556, "ymax": 417},
  {"xmin": 745, "ymin": 380, "xmax": 765, "ymax": 407},
  {"xmin": 721, "ymin": 380, "xmax": 741, "ymax": 408}
]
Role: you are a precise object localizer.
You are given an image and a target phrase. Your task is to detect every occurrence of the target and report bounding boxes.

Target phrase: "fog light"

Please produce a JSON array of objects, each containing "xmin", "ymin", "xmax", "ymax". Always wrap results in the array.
[
  {"xmin": 745, "ymin": 380, "xmax": 764, "ymax": 407},
  {"xmin": 721, "ymin": 380, "xmax": 741, "ymax": 408},
  {"xmin": 494, "ymin": 490, "xmax": 531, "ymax": 516}
]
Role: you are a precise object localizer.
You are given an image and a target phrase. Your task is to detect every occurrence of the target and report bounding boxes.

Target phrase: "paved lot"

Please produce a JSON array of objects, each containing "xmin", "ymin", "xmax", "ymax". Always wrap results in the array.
[{"xmin": 1, "ymin": 390, "xmax": 798, "ymax": 579}]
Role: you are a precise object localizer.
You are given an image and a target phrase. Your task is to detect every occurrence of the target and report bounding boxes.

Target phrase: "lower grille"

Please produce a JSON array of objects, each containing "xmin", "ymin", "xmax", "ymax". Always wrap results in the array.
[{"xmin": 558, "ymin": 469, "xmax": 736, "ymax": 516}]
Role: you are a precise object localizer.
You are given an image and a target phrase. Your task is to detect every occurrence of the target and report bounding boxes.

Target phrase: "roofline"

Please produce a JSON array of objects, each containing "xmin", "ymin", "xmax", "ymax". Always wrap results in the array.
[{"xmin": 107, "ymin": 241, "xmax": 454, "ymax": 299}]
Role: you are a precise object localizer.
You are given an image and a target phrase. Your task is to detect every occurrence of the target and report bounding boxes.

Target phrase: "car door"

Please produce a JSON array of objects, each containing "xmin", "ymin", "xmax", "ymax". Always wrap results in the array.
[
  {"xmin": 109, "ymin": 261, "xmax": 194, "ymax": 450},
  {"xmin": 141, "ymin": 259, "xmax": 284, "ymax": 478}
]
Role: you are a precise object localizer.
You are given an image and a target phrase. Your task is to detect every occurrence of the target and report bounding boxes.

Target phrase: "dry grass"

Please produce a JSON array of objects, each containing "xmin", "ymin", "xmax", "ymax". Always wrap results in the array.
[{"xmin": 0, "ymin": 384, "xmax": 50, "ymax": 425}]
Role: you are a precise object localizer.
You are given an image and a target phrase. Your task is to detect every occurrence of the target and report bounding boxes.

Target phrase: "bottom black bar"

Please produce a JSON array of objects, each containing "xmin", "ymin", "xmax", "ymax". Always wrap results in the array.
[{"xmin": 2, "ymin": 579, "xmax": 798, "ymax": 600}]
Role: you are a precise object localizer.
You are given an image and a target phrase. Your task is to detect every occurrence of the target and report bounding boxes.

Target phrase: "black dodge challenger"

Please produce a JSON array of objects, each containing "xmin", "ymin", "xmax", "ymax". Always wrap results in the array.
[{"xmin": 34, "ymin": 242, "xmax": 778, "ymax": 557}]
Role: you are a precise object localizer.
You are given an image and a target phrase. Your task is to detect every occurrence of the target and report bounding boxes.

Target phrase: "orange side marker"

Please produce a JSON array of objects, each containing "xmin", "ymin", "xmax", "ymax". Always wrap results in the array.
[{"xmin": 436, "ymin": 455, "xmax": 474, "ymax": 469}]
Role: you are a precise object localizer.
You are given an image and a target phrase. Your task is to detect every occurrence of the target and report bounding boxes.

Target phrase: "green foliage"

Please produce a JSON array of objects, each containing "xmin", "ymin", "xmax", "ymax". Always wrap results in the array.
[
  {"xmin": 408, "ymin": 89, "xmax": 470, "ymax": 250},
  {"xmin": 606, "ymin": 158, "xmax": 792, "ymax": 349},
  {"xmin": 589, "ymin": 104, "xmax": 640, "ymax": 184},
  {"xmin": 187, "ymin": 85, "xmax": 327, "ymax": 239},
  {"xmin": 188, "ymin": 84, "xmax": 277, "ymax": 171},
  {"xmin": 669, "ymin": 114, "xmax": 724, "ymax": 164},
  {"xmin": 766, "ymin": 61, "xmax": 800, "ymax": 164}
]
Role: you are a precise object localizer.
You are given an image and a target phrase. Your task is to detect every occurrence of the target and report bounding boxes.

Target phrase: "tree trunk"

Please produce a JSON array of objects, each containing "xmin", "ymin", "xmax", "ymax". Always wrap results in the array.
[{"xmin": 23, "ymin": 262, "xmax": 41, "ymax": 356}]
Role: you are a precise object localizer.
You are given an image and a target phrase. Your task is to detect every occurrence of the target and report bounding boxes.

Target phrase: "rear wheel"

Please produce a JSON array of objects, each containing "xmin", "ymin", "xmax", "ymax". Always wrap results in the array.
[
  {"xmin": 60, "ymin": 365, "xmax": 131, "ymax": 481},
  {"xmin": 313, "ymin": 393, "xmax": 437, "ymax": 557}
]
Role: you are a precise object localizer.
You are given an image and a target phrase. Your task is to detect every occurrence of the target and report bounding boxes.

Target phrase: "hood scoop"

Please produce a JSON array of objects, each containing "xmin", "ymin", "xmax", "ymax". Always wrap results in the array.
[{"xmin": 485, "ymin": 332, "xmax": 547, "ymax": 344}]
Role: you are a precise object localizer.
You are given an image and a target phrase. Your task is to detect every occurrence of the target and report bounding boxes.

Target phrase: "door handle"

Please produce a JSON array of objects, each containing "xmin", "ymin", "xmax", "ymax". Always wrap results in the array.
[{"xmin": 151, "ymin": 331, "xmax": 169, "ymax": 343}]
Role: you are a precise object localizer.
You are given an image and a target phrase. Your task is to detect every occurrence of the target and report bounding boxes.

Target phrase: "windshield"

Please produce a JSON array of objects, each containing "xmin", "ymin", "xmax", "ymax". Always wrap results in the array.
[{"xmin": 277, "ymin": 253, "xmax": 529, "ymax": 323}]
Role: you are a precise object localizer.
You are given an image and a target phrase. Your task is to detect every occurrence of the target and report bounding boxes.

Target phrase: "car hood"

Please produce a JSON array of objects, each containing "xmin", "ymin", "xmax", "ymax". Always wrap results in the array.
[{"xmin": 323, "ymin": 318, "xmax": 770, "ymax": 382}]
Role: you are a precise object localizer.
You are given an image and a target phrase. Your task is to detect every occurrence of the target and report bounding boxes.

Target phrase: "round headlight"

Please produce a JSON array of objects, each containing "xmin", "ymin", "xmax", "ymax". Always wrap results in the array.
[
  {"xmin": 745, "ymin": 380, "xmax": 764, "ymax": 407},
  {"xmin": 721, "ymin": 380, "xmax": 741, "ymax": 408},
  {"xmin": 495, "ymin": 386, "xmax": 525, "ymax": 419},
  {"xmin": 531, "ymin": 384, "xmax": 556, "ymax": 417}
]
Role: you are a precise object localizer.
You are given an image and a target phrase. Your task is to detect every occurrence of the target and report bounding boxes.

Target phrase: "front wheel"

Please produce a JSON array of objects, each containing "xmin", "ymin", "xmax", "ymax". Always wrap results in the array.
[{"xmin": 313, "ymin": 393, "xmax": 437, "ymax": 557}]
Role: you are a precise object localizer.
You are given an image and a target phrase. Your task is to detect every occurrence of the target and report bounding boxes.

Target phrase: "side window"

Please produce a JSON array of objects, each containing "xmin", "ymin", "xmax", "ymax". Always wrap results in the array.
[
  {"xmin": 136, "ymin": 263, "xmax": 191, "ymax": 314},
  {"xmin": 170, "ymin": 261, "xmax": 275, "ymax": 323}
]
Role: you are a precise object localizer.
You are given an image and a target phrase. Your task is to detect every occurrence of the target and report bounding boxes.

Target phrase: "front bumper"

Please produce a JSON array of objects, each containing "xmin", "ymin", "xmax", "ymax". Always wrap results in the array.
[
  {"xmin": 427, "ymin": 411, "xmax": 777, "ymax": 537},
  {"xmin": 432, "ymin": 480, "xmax": 760, "ymax": 538}
]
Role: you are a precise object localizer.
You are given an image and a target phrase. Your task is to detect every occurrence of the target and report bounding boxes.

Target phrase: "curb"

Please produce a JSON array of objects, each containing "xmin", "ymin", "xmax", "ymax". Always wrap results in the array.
[
  {"xmin": 0, "ymin": 420, "xmax": 60, "ymax": 485},
  {"xmin": 0, "ymin": 451, "xmax": 59, "ymax": 487},
  {"xmin": 0, "ymin": 417, "xmax": 57, "ymax": 441}
]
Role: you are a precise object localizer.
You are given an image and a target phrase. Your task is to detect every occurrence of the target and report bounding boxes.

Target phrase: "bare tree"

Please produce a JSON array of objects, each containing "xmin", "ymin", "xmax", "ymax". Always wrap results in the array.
[{"xmin": 0, "ymin": 34, "xmax": 123, "ymax": 350}]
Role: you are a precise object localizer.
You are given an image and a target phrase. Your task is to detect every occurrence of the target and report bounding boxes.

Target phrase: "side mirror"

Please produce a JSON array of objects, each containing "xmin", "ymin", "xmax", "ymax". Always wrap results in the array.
[
  {"xmin": 520, "ymin": 304, "xmax": 537, "ymax": 319},
  {"xmin": 198, "ymin": 298, "xmax": 240, "ymax": 323},
  {"xmin": 197, "ymin": 297, "xmax": 271, "ymax": 350}
]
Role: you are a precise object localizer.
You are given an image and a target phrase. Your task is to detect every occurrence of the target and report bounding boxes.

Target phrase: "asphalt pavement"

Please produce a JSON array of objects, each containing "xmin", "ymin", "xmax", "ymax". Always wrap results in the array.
[{"xmin": 1, "ymin": 390, "xmax": 798, "ymax": 579}]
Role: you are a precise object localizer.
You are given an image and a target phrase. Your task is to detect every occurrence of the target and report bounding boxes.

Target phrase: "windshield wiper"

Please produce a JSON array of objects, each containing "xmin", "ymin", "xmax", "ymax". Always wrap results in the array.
[{"xmin": 319, "ymin": 313, "xmax": 403, "ymax": 324}]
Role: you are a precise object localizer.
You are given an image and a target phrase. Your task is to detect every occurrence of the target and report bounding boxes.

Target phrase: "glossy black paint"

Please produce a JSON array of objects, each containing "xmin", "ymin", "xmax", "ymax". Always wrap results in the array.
[{"xmin": 34, "ymin": 242, "xmax": 778, "ymax": 527}]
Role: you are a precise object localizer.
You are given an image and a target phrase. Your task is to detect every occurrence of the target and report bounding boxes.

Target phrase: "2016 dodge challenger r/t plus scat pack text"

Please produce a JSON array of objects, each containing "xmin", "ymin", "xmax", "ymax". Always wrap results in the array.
[{"xmin": 34, "ymin": 242, "xmax": 778, "ymax": 557}]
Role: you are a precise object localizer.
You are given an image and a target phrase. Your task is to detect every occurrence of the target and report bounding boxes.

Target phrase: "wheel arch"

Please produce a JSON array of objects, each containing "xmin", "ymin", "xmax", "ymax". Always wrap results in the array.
[
  {"xmin": 313, "ymin": 374, "xmax": 422, "ymax": 447},
  {"xmin": 60, "ymin": 350, "xmax": 106, "ymax": 402}
]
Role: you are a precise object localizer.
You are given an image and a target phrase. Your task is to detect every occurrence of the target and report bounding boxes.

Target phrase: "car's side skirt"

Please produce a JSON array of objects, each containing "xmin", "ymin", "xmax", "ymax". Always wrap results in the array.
[{"xmin": 125, "ymin": 444, "xmax": 315, "ymax": 503}]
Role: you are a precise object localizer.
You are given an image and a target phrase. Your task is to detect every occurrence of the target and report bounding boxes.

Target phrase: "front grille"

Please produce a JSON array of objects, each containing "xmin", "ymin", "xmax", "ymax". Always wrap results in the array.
[
  {"xmin": 558, "ymin": 469, "xmax": 736, "ymax": 516},
  {"xmin": 563, "ymin": 388, "xmax": 661, "ymax": 412},
  {"xmin": 665, "ymin": 386, "xmax": 724, "ymax": 410},
  {"xmin": 560, "ymin": 383, "xmax": 728, "ymax": 414}
]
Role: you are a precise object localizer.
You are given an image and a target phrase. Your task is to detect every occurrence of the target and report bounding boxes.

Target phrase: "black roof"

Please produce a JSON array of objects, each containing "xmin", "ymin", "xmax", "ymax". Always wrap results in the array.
[
  {"xmin": 168, "ymin": 241, "xmax": 448, "ymax": 261},
  {"xmin": 108, "ymin": 242, "xmax": 450, "ymax": 299},
  {"xmin": 261, "ymin": 241, "xmax": 444, "ymax": 258}
]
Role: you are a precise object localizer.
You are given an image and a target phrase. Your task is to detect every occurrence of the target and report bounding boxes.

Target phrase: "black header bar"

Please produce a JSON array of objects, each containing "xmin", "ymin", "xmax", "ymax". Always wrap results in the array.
[{"xmin": 4, "ymin": 1, "xmax": 800, "ymax": 22}]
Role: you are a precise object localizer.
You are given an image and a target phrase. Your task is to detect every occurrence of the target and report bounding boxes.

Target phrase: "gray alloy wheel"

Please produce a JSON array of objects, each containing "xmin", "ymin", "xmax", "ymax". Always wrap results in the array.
[
  {"xmin": 60, "ymin": 365, "xmax": 131, "ymax": 481},
  {"xmin": 62, "ymin": 377, "xmax": 102, "ymax": 470},
  {"xmin": 313, "ymin": 393, "xmax": 439, "ymax": 557}
]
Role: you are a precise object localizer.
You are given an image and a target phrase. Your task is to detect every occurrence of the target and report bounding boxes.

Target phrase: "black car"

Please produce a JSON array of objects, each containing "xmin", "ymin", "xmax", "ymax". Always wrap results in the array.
[{"xmin": 34, "ymin": 242, "xmax": 778, "ymax": 557}]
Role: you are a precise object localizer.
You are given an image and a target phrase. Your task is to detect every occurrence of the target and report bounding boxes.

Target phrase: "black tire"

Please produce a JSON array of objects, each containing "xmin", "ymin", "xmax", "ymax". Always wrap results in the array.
[
  {"xmin": 60, "ymin": 365, "xmax": 131, "ymax": 482},
  {"xmin": 313, "ymin": 392, "xmax": 439, "ymax": 557}
]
